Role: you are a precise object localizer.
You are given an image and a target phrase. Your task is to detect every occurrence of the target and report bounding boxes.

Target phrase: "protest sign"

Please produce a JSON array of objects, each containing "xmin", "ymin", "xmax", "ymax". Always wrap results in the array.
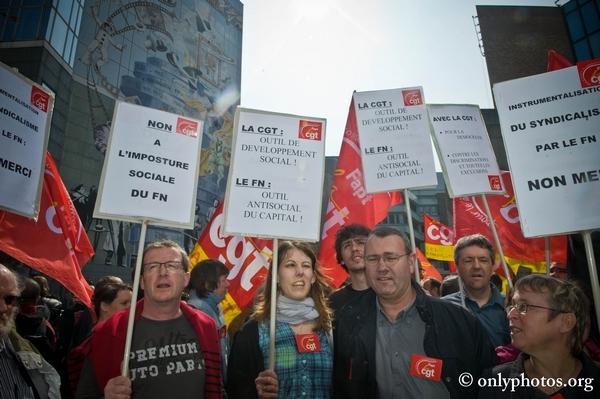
[
  {"xmin": 352, "ymin": 87, "xmax": 437, "ymax": 193},
  {"xmin": 94, "ymin": 101, "xmax": 202, "ymax": 228},
  {"xmin": 0, "ymin": 62, "xmax": 53, "ymax": 219},
  {"xmin": 493, "ymin": 59, "xmax": 600, "ymax": 237},
  {"xmin": 428, "ymin": 104, "xmax": 504, "ymax": 197},
  {"xmin": 223, "ymin": 107, "xmax": 326, "ymax": 241}
]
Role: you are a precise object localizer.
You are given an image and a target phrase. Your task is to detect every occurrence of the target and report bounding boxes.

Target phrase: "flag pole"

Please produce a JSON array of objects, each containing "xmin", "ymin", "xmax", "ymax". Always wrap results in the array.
[
  {"xmin": 268, "ymin": 238, "xmax": 279, "ymax": 370},
  {"xmin": 481, "ymin": 194, "xmax": 513, "ymax": 291},
  {"xmin": 121, "ymin": 219, "xmax": 148, "ymax": 377},
  {"xmin": 545, "ymin": 237, "xmax": 551, "ymax": 275},
  {"xmin": 404, "ymin": 189, "xmax": 420, "ymax": 283},
  {"xmin": 582, "ymin": 231, "xmax": 600, "ymax": 334}
]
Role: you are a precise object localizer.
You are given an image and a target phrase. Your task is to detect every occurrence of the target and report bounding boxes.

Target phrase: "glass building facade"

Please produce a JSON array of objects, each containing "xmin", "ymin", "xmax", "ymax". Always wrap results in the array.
[
  {"xmin": 0, "ymin": 0, "xmax": 84, "ymax": 66},
  {"xmin": 0, "ymin": 0, "xmax": 243, "ymax": 281},
  {"xmin": 562, "ymin": 0, "xmax": 600, "ymax": 60}
]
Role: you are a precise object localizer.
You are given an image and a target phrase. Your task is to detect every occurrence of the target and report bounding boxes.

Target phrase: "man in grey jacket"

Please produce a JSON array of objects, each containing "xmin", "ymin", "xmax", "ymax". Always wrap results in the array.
[{"xmin": 0, "ymin": 263, "xmax": 61, "ymax": 399}]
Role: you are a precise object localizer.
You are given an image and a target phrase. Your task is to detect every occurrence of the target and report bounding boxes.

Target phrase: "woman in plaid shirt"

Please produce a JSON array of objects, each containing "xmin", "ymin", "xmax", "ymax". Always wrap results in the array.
[{"xmin": 227, "ymin": 241, "xmax": 333, "ymax": 399}]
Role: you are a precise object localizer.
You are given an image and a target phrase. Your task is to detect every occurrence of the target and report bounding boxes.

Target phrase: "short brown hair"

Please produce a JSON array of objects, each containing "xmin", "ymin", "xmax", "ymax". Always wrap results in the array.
[
  {"xmin": 142, "ymin": 240, "xmax": 190, "ymax": 273},
  {"xmin": 515, "ymin": 274, "xmax": 589, "ymax": 355},
  {"xmin": 189, "ymin": 259, "xmax": 229, "ymax": 297},
  {"xmin": 453, "ymin": 234, "xmax": 494, "ymax": 265}
]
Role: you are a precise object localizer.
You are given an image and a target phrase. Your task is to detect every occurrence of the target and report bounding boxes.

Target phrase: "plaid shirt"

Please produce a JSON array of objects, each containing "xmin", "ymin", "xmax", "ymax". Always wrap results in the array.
[{"xmin": 258, "ymin": 321, "xmax": 332, "ymax": 398}]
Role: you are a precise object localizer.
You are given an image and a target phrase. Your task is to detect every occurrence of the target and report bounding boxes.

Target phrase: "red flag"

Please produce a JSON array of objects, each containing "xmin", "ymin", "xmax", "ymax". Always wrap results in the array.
[
  {"xmin": 423, "ymin": 213, "xmax": 454, "ymax": 259},
  {"xmin": 415, "ymin": 248, "xmax": 443, "ymax": 283},
  {"xmin": 189, "ymin": 201, "xmax": 272, "ymax": 325},
  {"xmin": 0, "ymin": 153, "xmax": 94, "ymax": 308},
  {"xmin": 547, "ymin": 49, "xmax": 573, "ymax": 72},
  {"xmin": 453, "ymin": 171, "xmax": 567, "ymax": 273},
  {"xmin": 318, "ymin": 99, "xmax": 402, "ymax": 287}
]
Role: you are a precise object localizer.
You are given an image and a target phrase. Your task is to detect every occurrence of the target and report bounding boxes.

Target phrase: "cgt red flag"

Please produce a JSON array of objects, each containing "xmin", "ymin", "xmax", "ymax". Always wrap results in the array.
[
  {"xmin": 547, "ymin": 49, "xmax": 573, "ymax": 72},
  {"xmin": 318, "ymin": 99, "xmax": 402, "ymax": 287},
  {"xmin": 423, "ymin": 213, "xmax": 456, "ymax": 273},
  {"xmin": 0, "ymin": 153, "xmax": 94, "ymax": 308},
  {"xmin": 189, "ymin": 201, "xmax": 273, "ymax": 326},
  {"xmin": 415, "ymin": 248, "xmax": 443, "ymax": 283},
  {"xmin": 453, "ymin": 171, "xmax": 567, "ymax": 273}
]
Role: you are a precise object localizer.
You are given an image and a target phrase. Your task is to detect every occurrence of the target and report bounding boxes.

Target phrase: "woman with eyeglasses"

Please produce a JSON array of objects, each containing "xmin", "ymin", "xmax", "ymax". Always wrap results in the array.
[
  {"xmin": 480, "ymin": 274, "xmax": 599, "ymax": 397},
  {"xmin": 227, "ymin": 241, "xmax": 334, "ymax": 399}
]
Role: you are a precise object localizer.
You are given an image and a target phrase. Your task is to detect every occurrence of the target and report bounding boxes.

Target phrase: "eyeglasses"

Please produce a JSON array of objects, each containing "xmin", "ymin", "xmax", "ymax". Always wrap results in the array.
[
  {"xmin": 364, "ymin": 253, "xmax": 409, "ymax": 266},
  {"xmin": 1, "ymin": 294, "xmax": 20, "ymax": 306},
  {"xmin": 143, "ymin": 261, "xmax": 183, "ymax": 273},
  {"xmin": 506, "ymin": 303, "xmax": 564, "ymax": 315}
]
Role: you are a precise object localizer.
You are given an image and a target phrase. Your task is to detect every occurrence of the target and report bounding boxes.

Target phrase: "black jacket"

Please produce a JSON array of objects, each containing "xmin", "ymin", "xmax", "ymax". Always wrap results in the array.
[
  {"xmin": 479, "ymin": 352, "xmax": 600, "ymax": 398},
  {"xmin": 332, "ymin": 284, "xmax": 496, "ymax": 399},
  {"xmin": 226, "ymin": 320, "xmax": 263, "ymax": 399}
]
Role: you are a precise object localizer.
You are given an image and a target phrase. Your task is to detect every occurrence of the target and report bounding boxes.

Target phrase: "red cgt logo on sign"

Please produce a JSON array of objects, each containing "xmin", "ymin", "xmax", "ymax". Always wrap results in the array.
[
  {"xmin": 31, "ymin": 86, "xmax": 49, "ymax": 112},
  {"xmin": 402, "ymin": 89, "xmax": 422, "ymax": 106},
  {"xmin": 577, "ymin": 59, "xmax": 600, "ymax": 88},
  {"xmin": 488, "ymin": 175, "xmax": 502, "ymax": 191},
  {"xmin": 298, "ymin": 120, "xmax": 322, "ymax": 141},
  {"xmin": 176, "ymin": 117, "xmax": 198, "ymax": 137}
]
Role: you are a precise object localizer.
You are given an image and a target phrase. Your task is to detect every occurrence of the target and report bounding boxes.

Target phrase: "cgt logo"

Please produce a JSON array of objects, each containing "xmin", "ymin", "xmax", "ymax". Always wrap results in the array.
[
  {"xmin": 402, "ymin": 89, "xmax": 423, "ymax": 106},
  {"xmin": 295, "ymin": 333, "xmax": 321, "ymax": 353},
  {"xmin": 176, "ymin": 117, "xmax": 198, "ymax": 137},
  {"xmin": 578, "ymin": 59, "xmax": 600, "ymax": 88},
  {"xmin": 31, "ymin": 86, "xmax": 50, "ymax": 112},
  {"xmin": 409, "ymin": 354, "xmax": 442, "ymax": 381},
  {"xmin": 488, "ymin": 175, "xmax": 502, "ymax": 191},
  {"xmin": 426, "ymin": 224, "xmax": 453, "ymax": 246},
  {"xmin": 298, "ymin": 120, "xmax": 322, "ymax": 141}
]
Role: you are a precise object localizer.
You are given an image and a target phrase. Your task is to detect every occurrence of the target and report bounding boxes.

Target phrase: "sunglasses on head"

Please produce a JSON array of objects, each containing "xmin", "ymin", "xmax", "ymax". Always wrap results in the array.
[{"xmin": 1, "ymin": 295, "xmax": 20, "ymax": 306}]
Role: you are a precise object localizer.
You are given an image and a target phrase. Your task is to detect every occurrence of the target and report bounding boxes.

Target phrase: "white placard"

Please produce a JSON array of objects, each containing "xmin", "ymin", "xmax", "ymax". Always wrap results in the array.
[
  {"xmin": 428, "ymin": 104, "xmax": 504, "ymax": 197},
  {"xmin": 493, "ymin": 61, "xmax": 600, "ymax": 237},
  {"xmin": 0, "ymin": 62, "xmax": 53, "ymax": 219},
  {"xmin": 353, "ymin": 87, "xmax": 437, "ymax": 193},
  {"xmin": 223, "ymin": 107, "xmax": 326, "ymax": 241},
  {"xmin": 94, "ymin": 102, "xmax": 203, "ymax": 228}
]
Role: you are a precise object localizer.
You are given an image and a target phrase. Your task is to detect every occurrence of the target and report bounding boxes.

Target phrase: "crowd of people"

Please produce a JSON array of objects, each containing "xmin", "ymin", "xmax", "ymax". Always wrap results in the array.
[{"xmin": 1, "ymin": 225, "xmax": 598, "ymax": 398}]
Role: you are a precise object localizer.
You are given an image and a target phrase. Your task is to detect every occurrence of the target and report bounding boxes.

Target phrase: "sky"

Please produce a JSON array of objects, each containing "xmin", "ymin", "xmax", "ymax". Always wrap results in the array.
[{"xmin": 239, "ymin": 0, "xmax": 558, "ymax": 156}]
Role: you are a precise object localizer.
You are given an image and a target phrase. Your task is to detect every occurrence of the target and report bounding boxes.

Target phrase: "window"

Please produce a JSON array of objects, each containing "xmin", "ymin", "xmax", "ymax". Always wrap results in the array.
[
  {"xmin": 49, "ymin": 13, "xmax": 67, "ymax": 54},
  {"xmin": 15, "ymin": 7, "xmax": 41, "ymax": 40}
]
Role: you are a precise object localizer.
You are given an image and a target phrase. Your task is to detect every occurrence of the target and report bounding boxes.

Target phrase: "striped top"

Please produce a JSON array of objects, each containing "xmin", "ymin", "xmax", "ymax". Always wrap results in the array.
[{"xmin": 0, "ymin": 335, "xmax": 35, "ymax": 399}]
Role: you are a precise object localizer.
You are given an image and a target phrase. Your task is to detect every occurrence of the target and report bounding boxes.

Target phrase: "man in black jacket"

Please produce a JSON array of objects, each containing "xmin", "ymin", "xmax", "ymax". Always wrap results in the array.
[{"xmin": 332, "ymin": 226, "xmax": 496, "ymax": 399}]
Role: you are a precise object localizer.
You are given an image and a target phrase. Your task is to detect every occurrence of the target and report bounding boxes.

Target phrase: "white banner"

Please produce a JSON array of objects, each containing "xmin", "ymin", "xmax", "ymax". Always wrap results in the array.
[
  {"xmin": 94, "ymin": 102, "xmax": 202, "ymax": 228},
  {"xmin": 493, "ymin": 59, "xmax": 600, "ymax": 237},
  {"xmin": 428, "ymin": 104, "xmax": 504, "ymax": 197},
  {"xmin": 353, "ymin": 87, "xmax": 437, "ymax": 193},
  {"xmin": 223, "ymin": 107, "xmax": 326, "ymax": 241},
  {"xmin": 0, "ymin": 62, "xmax": 53, "ymax": 219}
]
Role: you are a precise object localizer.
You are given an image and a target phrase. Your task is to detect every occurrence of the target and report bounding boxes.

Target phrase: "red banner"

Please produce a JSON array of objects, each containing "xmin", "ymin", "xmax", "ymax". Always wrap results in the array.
[
  {"xmin": 189, "ymin": 201, "xmax": 272, "ymax": 325},
  {"xmin": 547, "ymin": 49, "xmax": 573, "ymax": 72},
  {"xmin": 453, "ymin": 171, "xmax": 567, "ymax": 273},
  {"xmin": 423, "ymin": 213, "xmax": 455, "ymax": 261},
  {"xmin": 0, "ymin": 153, "xmax": 94, "ymax": 308},
  {"xmin": 318, "ymin": 99, "xmax": 402, "ymax": 287},
  {"xmin": 415, "ymin": 248, "xmax": 443, "ymax": 283}
]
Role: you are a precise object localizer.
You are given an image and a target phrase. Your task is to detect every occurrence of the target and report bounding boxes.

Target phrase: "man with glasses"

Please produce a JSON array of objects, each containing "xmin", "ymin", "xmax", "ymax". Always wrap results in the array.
[
  {"xmin": 332, "ymin": 226, "xmax": 495, "ymax": 399},
  {"xmin": 481, "ymin": 274, "xmax": 599, "ymax": 397},
  {"xmin": 76, "ymin": 240, "xmax": 223, "ymax": 399},
  {"xmin": 330, "ymin": 224, "xmax": 371, "ymax": 313},
  {"xmin": 0, "ymin": 264, "xmax": 61, "ymax": 399},
  {"xmin": 443, "ymin": 234, "xmax": 510, "ymax": 348}
]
